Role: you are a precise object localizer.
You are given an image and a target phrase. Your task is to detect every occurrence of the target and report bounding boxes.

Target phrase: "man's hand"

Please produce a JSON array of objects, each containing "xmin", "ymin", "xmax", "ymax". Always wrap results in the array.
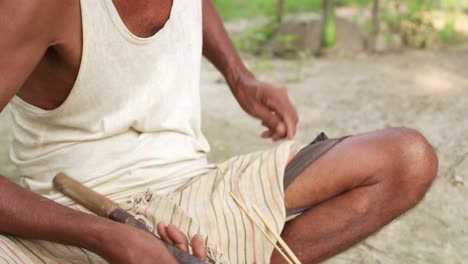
[
  {"xmin": 231, "ymin": 75, "xmax": 299, "ymax": 141},
  {"xmin": 157, "ymin": 223, "xmax": 207, "ymax": 260},
  {"xmin": 98, "ymin": 222, "xmax": 207, "ymax": 264},
  {"xmin": 200, "ymin": 0, "xmax": 298, "ymax": 140}
]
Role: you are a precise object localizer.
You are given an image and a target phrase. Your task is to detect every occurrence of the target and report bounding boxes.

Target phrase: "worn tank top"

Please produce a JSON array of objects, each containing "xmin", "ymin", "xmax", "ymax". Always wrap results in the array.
[{"xmin": 9, "ymin": 0, "xmax": 213, "ymax": 204}]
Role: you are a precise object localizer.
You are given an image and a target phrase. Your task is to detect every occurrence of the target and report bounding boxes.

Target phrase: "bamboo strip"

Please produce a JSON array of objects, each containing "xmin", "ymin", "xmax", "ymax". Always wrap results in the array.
[
  {"xmin": 253, "ymin": 205, "xmax": 301, "ymax": 264},
  {"xmin": 229, "ymin": 192, "xmax": 293, "ymax": 264}
]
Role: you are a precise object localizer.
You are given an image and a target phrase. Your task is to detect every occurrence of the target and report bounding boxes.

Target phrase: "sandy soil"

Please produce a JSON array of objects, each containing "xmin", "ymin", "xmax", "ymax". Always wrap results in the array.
[
  {"xmin": 200, "ymin": 47, "xmax": 468, "ymax": 264},
  {"xmin": 1, "ymin": 47, "xmax": 467, "ymax": 263}
]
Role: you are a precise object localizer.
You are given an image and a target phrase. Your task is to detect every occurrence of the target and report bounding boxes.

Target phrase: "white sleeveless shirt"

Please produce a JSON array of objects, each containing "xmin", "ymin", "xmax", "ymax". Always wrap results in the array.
[{"xmin": 9, "ymin": 0, "xmax": 213, "ymax": 204}]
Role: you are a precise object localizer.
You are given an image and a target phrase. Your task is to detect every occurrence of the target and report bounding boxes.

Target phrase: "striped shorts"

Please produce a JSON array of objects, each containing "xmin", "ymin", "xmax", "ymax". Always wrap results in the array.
[{"xmin": 0, "ymin": 136, "xmax": 342, "ymax": 264}]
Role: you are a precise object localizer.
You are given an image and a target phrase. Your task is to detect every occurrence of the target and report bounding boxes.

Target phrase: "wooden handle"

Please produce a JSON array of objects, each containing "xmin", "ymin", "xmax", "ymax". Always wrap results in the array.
[
  {"xmin": 53, "ymin": 174, "xmax": 207, "ymax": 264},
  {"xmin": 53, "ymin": 173, "xmax": 118, "ymax": 217}
]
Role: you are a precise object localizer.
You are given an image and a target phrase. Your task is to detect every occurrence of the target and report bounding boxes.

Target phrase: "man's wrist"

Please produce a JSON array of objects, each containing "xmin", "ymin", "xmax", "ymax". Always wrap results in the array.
[
  {"xmin": 225, "ymin": 63, "xmax": 254, "ymax": 92},
  {"xmin": 76, "ymin": 215, "xmax": 121, "ymax": 256}
]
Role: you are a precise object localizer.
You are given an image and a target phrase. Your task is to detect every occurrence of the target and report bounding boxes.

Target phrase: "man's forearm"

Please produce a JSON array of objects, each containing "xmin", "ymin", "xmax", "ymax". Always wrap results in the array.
[
  {"xmin": 0, "ymin": 175, "xmax": 113, "ymax": 254},
  {"xmin": 202, "ymin": 0, "xmax": 252, "ymax": 88},
  {"xmin": 201, "ymin": 0, "xmax": 299, "ymax": 140}
]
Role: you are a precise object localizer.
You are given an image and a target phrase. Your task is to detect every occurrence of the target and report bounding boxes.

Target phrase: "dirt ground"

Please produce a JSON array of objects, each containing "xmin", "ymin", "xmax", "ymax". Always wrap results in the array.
[
  {"xmin": 1, "ymin": 47, "xmax": 467, "ymax": 263},
  {"xmin": 200, "ymin": 47, "xmax": 468, "ymax": 264}
]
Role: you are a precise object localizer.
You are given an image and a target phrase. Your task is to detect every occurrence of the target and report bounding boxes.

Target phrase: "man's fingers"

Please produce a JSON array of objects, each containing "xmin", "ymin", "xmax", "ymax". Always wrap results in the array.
[
  {"xmin": 262, "ymin": 88, "xmax": 298, "ymax": 139},
  {"xmin": 282, "ymin": 111, "xmax": 297, "ymax": 139},
  {"xmin": 261, "ymin": 130, "xmax": 273, "ymax": 138},
  {"xmin": 157, "ymin": 223, "xmax": 207, "ymax": 260},
  {"xmin": 272, "ymin": 123, "xmax": 286, "ymax": 141},
  {"xmin": 192, "ymin": 234, "xmax": 207, "ymax": 261},
  {"xmin": 166, "ymin": 224, "xmax": 189, "ymax": 253},
  {"xmin": 268, "ymin": 102, "xmax": 297, "ymax": 139},
  {"xmin": 254, "ymin": 105, "xmax": 282, "ymax": 133},
  {"xmin": 261, "ymin": 120, "xmax": 287, "ymax": 140},
  {"xmin": 260, "ymin": 120, "xmax": 274, "ymax": 138},
  {"xmin": 156, "ymin": 222, "xmax": 173, "ymax": 245},
  {"xmin": 286, "ymin": 103, "xmax": 299, "ymax": 139},
  {"xmin": 250, "ymin": 84, "xmax": 299, "ymax": 140}
]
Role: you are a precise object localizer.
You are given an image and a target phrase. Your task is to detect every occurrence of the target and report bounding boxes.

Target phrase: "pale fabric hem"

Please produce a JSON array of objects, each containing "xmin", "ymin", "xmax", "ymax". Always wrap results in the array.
[{"xmin": 47, "ymin": 164, "xmax": 217, "ymax": 206}]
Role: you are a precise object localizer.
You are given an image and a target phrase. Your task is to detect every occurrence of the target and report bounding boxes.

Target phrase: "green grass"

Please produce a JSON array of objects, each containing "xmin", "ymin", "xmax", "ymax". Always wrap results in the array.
[
  {"xmin": 439, "ymin": 19, "xmax": 465, "ymax": 45},
  {"xmin": 213, "ymin": 0, "xmax": 468, "ymax": 22},
  {"xmin": 213, "ymin": 0, "xmax": 313, "ymax": 21},
  {"xmin": 213, "ymin": 0, "xmax": 372, "ymax": 21},
  {"xmin": 233, "ymin": 20, "xmax": 279, "ymax": 53},
  {"xmin": 218, "ymin": 0, "xmax": 468, "ymax": 53}
]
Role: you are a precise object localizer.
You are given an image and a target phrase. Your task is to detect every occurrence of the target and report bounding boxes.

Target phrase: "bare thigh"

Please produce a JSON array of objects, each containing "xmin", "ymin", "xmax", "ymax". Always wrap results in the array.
[{"xmin": 284, "ymin": 128, "xmax": 438, "ymax": 211}]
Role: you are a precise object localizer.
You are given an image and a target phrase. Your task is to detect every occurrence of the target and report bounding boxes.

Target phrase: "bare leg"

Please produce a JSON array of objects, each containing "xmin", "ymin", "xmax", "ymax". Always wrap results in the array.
[{"xmin": 271, "ymin": 128, "xmax": 438, "ymax": 263}]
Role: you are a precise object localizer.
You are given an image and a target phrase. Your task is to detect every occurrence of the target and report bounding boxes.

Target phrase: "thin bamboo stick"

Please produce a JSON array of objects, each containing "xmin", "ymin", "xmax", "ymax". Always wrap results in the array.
[
  {"xmin": 229, "ymin": 192, "xmax": 293, "ymax": 264},
  {"xmin": 253, "ymin": 205, "xmax": 302, "ymax": 264}
]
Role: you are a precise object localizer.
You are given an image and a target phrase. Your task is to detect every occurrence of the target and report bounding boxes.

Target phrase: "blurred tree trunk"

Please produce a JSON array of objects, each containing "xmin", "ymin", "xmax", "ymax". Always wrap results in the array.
[
  {"xmin": 371, "ymin": 0, "xmax": 380, "ymax": 52},
  {"xmin": 321, "ymin": 0, "xmax": 336, "ymax": 49},
  {"xmin": 277, "ymin": 0, "xmax": 285, "ymax": 23}
]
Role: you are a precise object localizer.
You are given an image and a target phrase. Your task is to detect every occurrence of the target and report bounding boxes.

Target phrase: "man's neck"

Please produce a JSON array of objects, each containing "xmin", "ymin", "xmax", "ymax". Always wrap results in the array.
[{"xmin": 112, "ymin": 0, "xmax": 174, "ymax": 38}]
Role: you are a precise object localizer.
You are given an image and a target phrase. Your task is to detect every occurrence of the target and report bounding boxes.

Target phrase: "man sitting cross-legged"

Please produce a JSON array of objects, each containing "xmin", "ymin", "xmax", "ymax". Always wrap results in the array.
[{"xmin": 0, "ymin": 0, "xmax": 438, "ymax": 263}]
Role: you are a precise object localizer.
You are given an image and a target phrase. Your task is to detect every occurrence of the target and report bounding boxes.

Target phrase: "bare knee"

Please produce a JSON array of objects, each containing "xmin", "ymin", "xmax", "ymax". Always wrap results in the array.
[{"xmin": 384, "ymin": 128, "xmax": 438, "ymax": 206}]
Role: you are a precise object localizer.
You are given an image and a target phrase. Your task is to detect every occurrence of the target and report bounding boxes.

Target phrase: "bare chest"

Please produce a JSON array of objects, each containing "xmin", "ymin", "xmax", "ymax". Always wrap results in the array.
[{"xmin": 17, "ymin": 0, "xmax": 174, "ymax": 111}]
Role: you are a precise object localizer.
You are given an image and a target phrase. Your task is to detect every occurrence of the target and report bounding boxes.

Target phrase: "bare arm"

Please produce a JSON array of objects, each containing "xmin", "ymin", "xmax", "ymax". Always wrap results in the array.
[
  {"xmin": 0, "ymin": 1, "xmax": 177, "ymax": 262},
  {"xmin": 201, "ymin": 0, "xmax": 250, "ymax": 89},
  {"xmin": 0, "ymin": 0, "xmax": 107, "ymax": 252},
  {"xmin": 0, "ymin": 1, "xmax": 52, "ymax": 108},
  {"xmin": 202, "ymin": 0, "xmax": 299, "ymax": 140}
]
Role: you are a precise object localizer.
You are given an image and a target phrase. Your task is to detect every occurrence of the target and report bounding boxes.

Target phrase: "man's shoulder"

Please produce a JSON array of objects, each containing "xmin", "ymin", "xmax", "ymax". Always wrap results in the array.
[
  {"xmin": 1, "ymin": 0, "xmax": 76, "ymax": 44},
  {"xmin": 1, "ymin": 0, "xmax": 75, "ymax": 19}
]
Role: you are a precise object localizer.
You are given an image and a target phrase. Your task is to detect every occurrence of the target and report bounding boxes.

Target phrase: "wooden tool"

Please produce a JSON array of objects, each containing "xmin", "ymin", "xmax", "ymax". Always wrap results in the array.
[{"xmin": 53, "ymin": 173, "xmax": 206, "ymax": 264}]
